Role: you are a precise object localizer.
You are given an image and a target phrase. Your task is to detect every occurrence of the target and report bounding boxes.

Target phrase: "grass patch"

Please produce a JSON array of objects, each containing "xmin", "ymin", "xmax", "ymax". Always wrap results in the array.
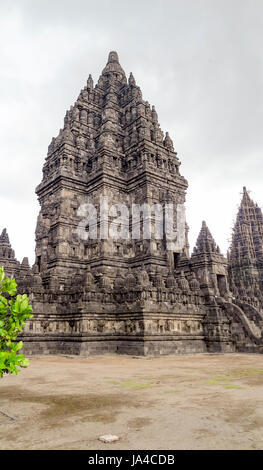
[
  {"xmin": 121, "ymin": 379, "xmax": 152, "ymax": 390},
  {"xmin": 222, "ymin": 384, "xmax": 243, "ymax": 390},
  {"xmin": 206, "ymin": 368, "xmax": 263, "ymax": 388},
  {"xmin": 227, "ymin": 369, "xmax": 263, "ymax": 379},
  {"xmin": 207, "ymin": 376, "xmax": 228, "ymax": 385},
  {"xmin": 107, "ymin": 378, "xmax": 152, "ymax": 390},
  {"xmin": 207, "ymin": 376, "xmax": 242, "ymax": 389}
]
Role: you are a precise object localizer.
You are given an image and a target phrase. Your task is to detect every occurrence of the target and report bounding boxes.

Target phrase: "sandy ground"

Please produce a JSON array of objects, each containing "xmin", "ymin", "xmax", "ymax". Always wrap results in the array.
[{"xmin": 0, "ymin": 353, "xmax": 263, "ymax": 450}]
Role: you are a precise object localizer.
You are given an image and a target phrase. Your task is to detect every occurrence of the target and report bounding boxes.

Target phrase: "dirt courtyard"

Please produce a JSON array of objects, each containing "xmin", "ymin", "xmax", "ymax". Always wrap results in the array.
[{"xmin": 0, "ymin": 353, "xmax": 263, "ymax": 450}]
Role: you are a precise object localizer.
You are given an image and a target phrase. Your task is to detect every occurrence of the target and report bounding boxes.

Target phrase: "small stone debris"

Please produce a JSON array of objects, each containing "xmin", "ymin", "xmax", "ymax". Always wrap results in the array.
[
  {"xmin": 99, "ymin": 434, "xmax": 119, "ymax": 443},
  {"xmin": 0, "ymin": 410, "xmax": 16, "ymax": 421}
]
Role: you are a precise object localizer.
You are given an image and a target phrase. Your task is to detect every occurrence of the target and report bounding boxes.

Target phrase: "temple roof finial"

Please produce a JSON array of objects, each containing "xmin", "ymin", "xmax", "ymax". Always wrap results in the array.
[
  {"xmin": 87, "ymin": 74, "xmax": 94, "ymax": 90},
  {"xmin": 21, "ymin": 257, "xmax": 30, "ymax": 267},
  {"xmin": 164, "ymin": 132, "xmax": 174, "ymax": 151},
  {"xmin": 241, "ymin": 186, "xmax": 254, "ymax": 208},
  {"xmin": 101, "ymin": 51, "xmax": 125, "ymax": 81},
  {"xmin": 129, "ymin": 72, "xmax": 136, "ymax": 86},
  {"xmin": 242, "ymin": 186, "xmax": 250, "ymax": 199},
  {"xmin": 107, "ymin": 51, "xmax": 119, "ymax": 64}
]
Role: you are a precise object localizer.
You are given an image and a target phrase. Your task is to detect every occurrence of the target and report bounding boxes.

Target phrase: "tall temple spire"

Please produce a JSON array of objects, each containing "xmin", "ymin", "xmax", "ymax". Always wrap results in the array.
[
  {"xmin": 229, "ymin": 187, "xmax": 263, "ymax": 262},
  {"xmin": 36, "ymin": 50, "xmax": 186, "ymax": 280},
  {"xmin": 228, "ymin": 187, "xmax": 263, "ymax": 305},
  {"xmin": 40, "ymin": 50, "xmax": 182, "ymax": 199}
]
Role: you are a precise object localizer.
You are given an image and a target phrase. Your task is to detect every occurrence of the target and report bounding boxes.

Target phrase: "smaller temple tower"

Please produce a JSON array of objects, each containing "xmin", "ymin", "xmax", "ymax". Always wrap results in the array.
[
  {"xmin": 190, "ymin": 221, "xmax": 230, "ymax": 298},
  {"xmin": 0, "ymin": 228, "xmax": 20, "ymax": 278},
  {"xmin": 0, "ymin": 228, "xmax": 31, "ymax": 281},
  {"xmin": 229, "ymin": 187, "xmax": 263, "ymax": 310}
]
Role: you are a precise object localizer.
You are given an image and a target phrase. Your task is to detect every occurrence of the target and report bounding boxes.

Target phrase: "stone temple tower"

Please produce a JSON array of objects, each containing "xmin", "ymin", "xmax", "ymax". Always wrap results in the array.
[
  {"xmin": 4, "ymin": 51, "xmax": 261, "ymax": 355},
  {"xmin": 0, "ymin": 228, "xmax": 30, "ymax": 280},
  {"xmin": 0, "ymin": 229, "xmax": 18, "ymax": 277},
  {"xmin": 229, "ymin": 187, "xmax": 263, "ymax": 311},
  {"xmin": 35, "ymin": 51, "xmax": 188, "ymax": 287}
]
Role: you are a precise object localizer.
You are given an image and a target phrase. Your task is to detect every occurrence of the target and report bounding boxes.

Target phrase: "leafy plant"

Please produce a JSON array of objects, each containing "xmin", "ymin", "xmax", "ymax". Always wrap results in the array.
[{"xmin": 0, "ymin": 266, "xmax": 33, "ymax": 378}]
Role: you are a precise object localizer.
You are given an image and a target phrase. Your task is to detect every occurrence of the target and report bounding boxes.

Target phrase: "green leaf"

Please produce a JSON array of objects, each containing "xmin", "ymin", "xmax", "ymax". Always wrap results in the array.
[{"xmin": 0, "ymin": 267, "xmax": 33, "ymax": 378}]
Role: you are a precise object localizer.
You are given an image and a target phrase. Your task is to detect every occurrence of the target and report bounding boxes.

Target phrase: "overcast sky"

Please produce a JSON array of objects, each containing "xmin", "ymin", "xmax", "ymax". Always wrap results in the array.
[{"xmin": 0, "ymin": 0, "xmax": 262, "ymax": 264}]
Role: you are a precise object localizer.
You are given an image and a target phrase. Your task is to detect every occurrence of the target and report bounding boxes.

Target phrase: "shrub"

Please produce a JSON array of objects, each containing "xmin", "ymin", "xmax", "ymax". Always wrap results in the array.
[{"xmin": 0, "ymin": 266, "xmax": 33, "ymax": 377}]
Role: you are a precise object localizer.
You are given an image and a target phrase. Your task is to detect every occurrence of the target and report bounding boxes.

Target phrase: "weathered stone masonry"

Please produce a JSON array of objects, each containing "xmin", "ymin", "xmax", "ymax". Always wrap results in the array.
[{"xmin": 1, "ymin": 52, "xmax": 263, "ymax": 355}]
